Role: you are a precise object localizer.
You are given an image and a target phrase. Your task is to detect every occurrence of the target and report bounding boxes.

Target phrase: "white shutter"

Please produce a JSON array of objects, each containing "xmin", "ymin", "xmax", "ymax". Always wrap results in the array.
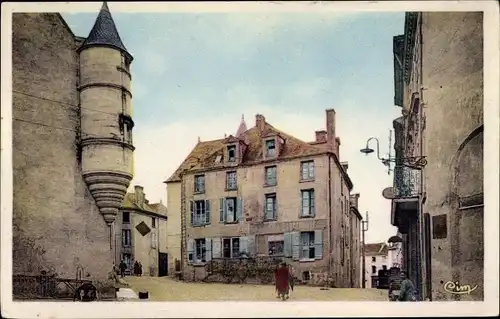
[
  {"xmin": 314, "ymin": 229, "xmax": 323, "ymax": 260},
  {"xmin": 212, "ymin": 237, "xmax": 222, "ymax": 259},
  {"xmin": 291, "ymin": 231, "xmax": 301, "ymax": 261},
  {"xmin": 187, "ymin": 238, "xmax": 195, "ymax": 264},
  {"xmin": 205, "ymin": 238, "xmax": 213, "ymax": 262},
  {"xmin": 219, "ymin": 198, "xmax": 226, "ymax": 223},
  {"xmin": 236, "ymin": 198, "xmax": 243, "ymax": 222}
]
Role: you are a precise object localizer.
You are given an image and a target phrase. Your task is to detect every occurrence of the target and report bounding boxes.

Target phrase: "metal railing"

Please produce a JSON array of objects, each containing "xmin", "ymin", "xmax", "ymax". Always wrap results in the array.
[{"xmin": 393, "ymin": 165, "xmax": 420, "ymax": 197}]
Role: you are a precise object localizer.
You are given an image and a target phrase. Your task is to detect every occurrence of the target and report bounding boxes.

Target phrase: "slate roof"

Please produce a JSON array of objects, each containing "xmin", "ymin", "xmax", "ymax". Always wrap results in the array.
[
  {"xmin": 122, "ymin": 193, "xmax": 167, "ymax": 217},
  {"xmin": 78, "ymin": 2, "xmax": 132, "ymax": 61},
  {"xmin": 364, "ymin": 243, "xmax": 389, "ymax": 256},
  {"xmin": 165, "ymin": 116, "xmax": 353, "ymax": 189}
]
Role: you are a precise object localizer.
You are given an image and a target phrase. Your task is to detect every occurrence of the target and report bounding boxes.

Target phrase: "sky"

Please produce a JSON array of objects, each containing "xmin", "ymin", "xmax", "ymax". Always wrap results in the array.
[{"xmin": 62, "ymin": 4, "xmax": 404, "ymax": 244}]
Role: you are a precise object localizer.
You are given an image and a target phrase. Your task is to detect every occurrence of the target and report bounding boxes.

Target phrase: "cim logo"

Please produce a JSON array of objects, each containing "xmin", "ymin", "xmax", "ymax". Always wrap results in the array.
[{"xmin": 443, "ymin": 281, "xmax": 478, "ymax": 295}]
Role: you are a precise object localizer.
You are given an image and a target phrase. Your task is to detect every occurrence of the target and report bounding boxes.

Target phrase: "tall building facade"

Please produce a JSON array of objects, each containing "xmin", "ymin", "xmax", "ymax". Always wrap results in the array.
[
  {"xmin": 166, "ymin": 110, "xmax": 362, "ymax": 287},
  {"xmin": 116, "ymin": 186, "xmax": 168, "ymax": 276},
  {"xmin": 12, "ymin": 3, "xmax": 134, "ymax": 289},
  {"xmin": 391, "ymin": 12, "xmax": 483, "ymax": 300}
]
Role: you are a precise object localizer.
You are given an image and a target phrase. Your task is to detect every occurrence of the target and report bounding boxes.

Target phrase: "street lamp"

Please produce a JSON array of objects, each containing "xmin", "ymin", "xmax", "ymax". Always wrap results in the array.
[{"xmin": 360, "ymin": 130, "xmax": 427, "ymax": 174}]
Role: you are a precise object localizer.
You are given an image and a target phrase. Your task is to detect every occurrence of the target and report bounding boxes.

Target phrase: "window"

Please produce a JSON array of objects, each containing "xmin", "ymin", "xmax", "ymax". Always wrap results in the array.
[
  {"xmin": 122, "ymin": 212, "xmax": 130, "ymax": 224},
  {"xmin": 382, "ymin": 265, "xmax": 387, "ymax": 271},
  {"xmin": 225, "ymin": 197, "xmax": 237, "ymax": 222},
  {"xmin": 151, "ymin": 232, "xmax": 157, "ymax": 249},
  {"xmin": 372, "ymin": 266, "xmax": 377, "ymax": 274},
  {"xmin": 265, "ymin": 166, "xmax": 277, "ymax": 186},
  {"xmin": 300, "ymin": 189, "xmax": 315, "ymax": 217},
  {"xmin": 268, "ymin": 240, "xmax": 284, "ymax": 256},
  {"xmin": 223, "ymin": 237, "xmax": 240, "ymax": 258},
  {"xmin": 300, "ymin": 231, "xmax": 315, "ymax": 259},
  {"xmin": 226, "ymin": 171, "xmax": 237, "ymax": 190},
  {"xmin": 265, "ymin": 139, "xmax": 276, "ymax": 157},
  {"xmin": 372, "ymin": 256, "xmax": 376, "ymax": 262},
  {"xmin": 300, "ymin": 160, "xmax": 315, "ymax": 180},
  {"xmin": 194, "ymin": 175, "xmax": 205, "ymax": 193},
  {"xmin": 122, "ymin": 229, "xmax": 131, "ymax": 247},
  {"xmin": 152, "ymin": 217, "xmax": 156, "ymax": 229},
  {"xmin": 195, "ymin": 238, "xmax": 207, "ymax": 262},
  {"xmin": 227, "ymin": 145, "xmax": 236, "ymax": 162},
  {"xmin": 191, "ymin": 200, "xmax": 210, "ymax": 226},
  {"xmin": 264, "ymin": 193, "xmax": 277, "ymax": 220}
]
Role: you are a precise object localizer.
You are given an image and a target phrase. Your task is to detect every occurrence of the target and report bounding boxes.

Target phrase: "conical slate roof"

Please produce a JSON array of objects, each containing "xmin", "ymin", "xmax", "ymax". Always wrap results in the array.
[{"xmin": 78, "ymin": 2, "xmax": 133, "ymax": 61}]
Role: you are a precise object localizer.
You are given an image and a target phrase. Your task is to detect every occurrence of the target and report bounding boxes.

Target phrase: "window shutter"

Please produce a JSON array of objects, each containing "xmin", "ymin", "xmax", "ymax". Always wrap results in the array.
[
  {"xmin": 310, "ymin": 191, "xmax": 315, "ymax": 217},
  {"xmin": 239, "ymin": 236, "xmax": 248, "ymax": 255},
  {"xmin": 291, "ymin": 231, "xmax": 301, "ymax": 261},
  {"xmin": 247, "ymin": 235, "xmax": 256, "ymax": 257},
  {"xmin": 284, "ymin": 232, "xmax": 292, "ymax": 257},
  {"xmin": 219, "ymin": 198, "xmax": 226, "ymax": 223},
  {"xmin": 205, "ymin": 238, "xmax": 213, "ymax": 261},
  {"xmin": 187, "ymin": 238, "xmax": 195, "ymax": 264},
  {"xmin": 314, "ymin": 229, "xmax": 323, "ymax": 260},
  {"xmin": 236, "ymin": 198, "xmax": 243, "ymax": 222},
  {"xmin": 274, "ymin": 196, "xmax": 278, "ymax": 219},
  {"xmin": 310, "ymin": 163, "xmax": 315, "ymax": 178},
  {"xmin": 205, "ymin": 200, "xmax": 211, "ymax": 224},
  {"xmin": 212, "ymin": 237, "xmax": 222, "ymax": 259},
  {"xmin": 190, "ymin": 201, "xmax": 194, "ymax": 226}
]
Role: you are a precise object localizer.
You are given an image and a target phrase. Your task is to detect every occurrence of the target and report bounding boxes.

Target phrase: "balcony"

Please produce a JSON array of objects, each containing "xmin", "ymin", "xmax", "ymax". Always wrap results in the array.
[{"xmin": 393, "ymin": 165, "xmax": 420, "ymax": 198}]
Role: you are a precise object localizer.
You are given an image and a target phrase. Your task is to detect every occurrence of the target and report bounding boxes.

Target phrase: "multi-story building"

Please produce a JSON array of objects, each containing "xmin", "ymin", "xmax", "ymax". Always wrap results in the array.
[
  {"xmin": 166, "ymin": 110, "xmax": 362, "ymax": 287},
  {"xmin": 12, "ymin": 2, "xmax": 135, "ymax": 295},
  {"xmin": 362, "ymin": 243, "xmax": 390, "ymax": 289},
  {"xmin": 115, "ymin": 186, "xmax": 168, "ymax": 276},
  {"xmin": 391, "ymin": 12, "xmax": 483, "ymax": 300}
]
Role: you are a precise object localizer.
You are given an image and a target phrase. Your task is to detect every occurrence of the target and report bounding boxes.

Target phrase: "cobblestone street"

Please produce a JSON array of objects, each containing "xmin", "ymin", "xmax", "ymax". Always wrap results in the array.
[{"xmin": 124, "ymin": 276, "xmax": 388, "ymax": 301}]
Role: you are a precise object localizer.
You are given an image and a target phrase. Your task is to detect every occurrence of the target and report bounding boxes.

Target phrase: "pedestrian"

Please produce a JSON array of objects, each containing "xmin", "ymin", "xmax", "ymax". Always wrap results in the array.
[
  {"xmin": 274, "ymin": 262, "xmax": 290, "ymax": 301},
  {"xmin": 133, "ymin": 261, "xmax": 139, "ymax": 276},
  {"xmin": 398, "ymin": 271, "xmax": 416, "ymax": 301},
  {"xmin": 138, "ymin": 262, "xmax": 143, "ymax": 277},
  {"xmin": 119, "ymin": 260, "xmax": 127, "ymax": 278}
]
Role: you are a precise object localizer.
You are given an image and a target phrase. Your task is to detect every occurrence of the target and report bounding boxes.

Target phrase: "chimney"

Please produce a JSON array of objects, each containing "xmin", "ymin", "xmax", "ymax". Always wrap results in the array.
[
  {"xmin": 326, "ymin": 109, "xmax": 336, "ymax": 150},
  {"xmin": 255, "ymin": 114, "xmax": 266, "ymax": 131},
  {"xmin": 315, "ymin": 130, "xmax": 327, "ymax": 143},
  {"xmin": 134, "ymin": 185, "xmax": 144, "ymax": 207},
  {"xmin": 340, "ymin": 161, "xmax": 348, "ymax": 172},
  {"xmin": 349, "ymin": 193, "xmax": 360, "ymax": 209},
  {"xmin": 335, "ymin": 137, "xmax": 341, "ymax": 157}
]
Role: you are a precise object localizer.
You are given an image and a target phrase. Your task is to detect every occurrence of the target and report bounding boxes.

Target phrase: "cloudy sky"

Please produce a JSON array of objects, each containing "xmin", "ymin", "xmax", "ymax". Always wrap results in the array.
[{"xmin": 62, "ymin": 3, "xmax": 403, "ymax": 243}]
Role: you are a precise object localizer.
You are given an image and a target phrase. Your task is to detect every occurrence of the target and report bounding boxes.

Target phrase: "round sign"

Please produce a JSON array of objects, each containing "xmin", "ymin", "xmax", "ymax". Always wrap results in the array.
[{"xmin": 382, "ymin": 187, "xmax": 395, "ymax": 199}]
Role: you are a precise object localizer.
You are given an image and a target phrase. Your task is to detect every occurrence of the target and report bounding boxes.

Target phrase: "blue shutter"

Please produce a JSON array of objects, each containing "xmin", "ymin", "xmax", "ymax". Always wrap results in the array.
[
  {"xmin": 187, "ymin": 238, "xmax": 195, "ymax": 264},
  {"xmin": 205, "ymin": 238, "xmax": 212, "ymax": 262},
  {"xmin": 236, "ymin": 198, "xmax": 243, "ymax": 222},
  {"xmin": 314, "ymin": 229, "xmax": 323, "ymax": 259},
  {"xmin": 212, "ymin": 237, "xmax": 222, "ymax": 259},
  {"xmin": 284, "ymin": 232, "xmax": 292, "ymax": 257},
  {"xmin": 219, "ymin": 198, "xmax": 226, "ymax": 223},
  {"xmin": 291, "ymin": 231, "xmax": 300, "ymax": 261},
  {"xmin": 247, "ymin": 235, "xmax": 256, "ymax": 257},
  {"xmin": 239, "ymin": 236, "xmax": 248, "ymax": 255},
  {"xmin": 205, "ymin": 200, "xmax": 211, "ymax": 225},
  {"xmin": 190, "ymin": 201, "xmax": 194, "ymax": 226},
  {"xmin": 310, "ymin": 190, "xmax": 315, "ymax": 217}
]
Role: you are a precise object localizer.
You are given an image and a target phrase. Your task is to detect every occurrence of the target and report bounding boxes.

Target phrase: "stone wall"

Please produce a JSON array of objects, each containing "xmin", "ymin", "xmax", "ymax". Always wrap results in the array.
[{"xmin": 12, "ymin": 13, "xmax": 113, "ymax": 282}]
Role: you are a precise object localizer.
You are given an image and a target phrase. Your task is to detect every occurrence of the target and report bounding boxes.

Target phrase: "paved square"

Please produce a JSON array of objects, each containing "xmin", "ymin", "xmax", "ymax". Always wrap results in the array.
[{"xmin": 124, "ymin": 277, "xmax": 388, "ymax": 301}]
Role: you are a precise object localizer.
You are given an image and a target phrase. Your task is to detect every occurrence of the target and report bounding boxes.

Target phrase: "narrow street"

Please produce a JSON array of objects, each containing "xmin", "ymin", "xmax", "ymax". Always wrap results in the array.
[{"xmin": 123, "ymin": 276, "xmax": 388, "ymax": 301}]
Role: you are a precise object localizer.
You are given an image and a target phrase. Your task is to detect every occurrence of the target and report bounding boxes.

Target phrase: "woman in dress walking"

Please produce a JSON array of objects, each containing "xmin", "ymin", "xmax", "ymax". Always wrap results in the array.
[{"xmin": 274, "ymin": 262, "xmax": 291, "ymax": 301}]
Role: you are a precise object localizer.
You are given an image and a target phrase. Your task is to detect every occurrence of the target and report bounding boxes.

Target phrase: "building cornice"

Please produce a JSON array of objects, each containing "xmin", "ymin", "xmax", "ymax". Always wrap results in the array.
[
  {"xmin": 78, "ymin": 82, "xmax": 132, "ymax": 99},
  {"xmin": 81, "ymin": 137, "xmax": 135, "ymax": 151}
]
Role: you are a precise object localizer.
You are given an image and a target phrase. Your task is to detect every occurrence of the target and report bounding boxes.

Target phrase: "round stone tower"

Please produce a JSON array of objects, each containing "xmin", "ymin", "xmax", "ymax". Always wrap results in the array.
[{"xmin": 77, "ymin": 2, "xmax": 134, "ymax": 226}]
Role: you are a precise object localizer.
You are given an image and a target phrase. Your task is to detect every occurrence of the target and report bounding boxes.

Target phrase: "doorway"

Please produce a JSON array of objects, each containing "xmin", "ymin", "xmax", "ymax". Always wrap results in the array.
[{"xmin": 158, "ymin": 252, "xmax": 168, "ymax": 277}]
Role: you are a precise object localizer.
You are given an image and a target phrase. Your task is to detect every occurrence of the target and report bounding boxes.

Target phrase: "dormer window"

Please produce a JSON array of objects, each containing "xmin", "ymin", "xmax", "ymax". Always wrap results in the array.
[
  {"xmin": 265, "ymin": 139, "xmax": 276, "ymax": 157},
  {"xmin": 227, "ymin": 145, "xmax": 236, "ymax": 162}
]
